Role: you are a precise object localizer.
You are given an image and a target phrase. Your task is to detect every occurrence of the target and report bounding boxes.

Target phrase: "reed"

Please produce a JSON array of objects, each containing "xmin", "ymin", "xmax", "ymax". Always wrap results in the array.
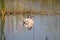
[{"xmin": 1, "ymin": 0, "xmax": 5, "ymax": 40}]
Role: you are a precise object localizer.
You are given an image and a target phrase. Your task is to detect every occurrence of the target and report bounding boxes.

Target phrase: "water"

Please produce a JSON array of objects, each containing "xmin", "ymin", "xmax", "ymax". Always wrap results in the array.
[{"xmin": 0, "ymin": 14, "xmax": 60, "ymax": 40}]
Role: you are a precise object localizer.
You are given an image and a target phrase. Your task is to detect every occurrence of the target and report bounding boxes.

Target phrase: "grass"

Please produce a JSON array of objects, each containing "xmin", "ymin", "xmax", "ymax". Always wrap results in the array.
[{"xmin": 0, "ymin": 0, "xmax": 5, "ymax": 40}]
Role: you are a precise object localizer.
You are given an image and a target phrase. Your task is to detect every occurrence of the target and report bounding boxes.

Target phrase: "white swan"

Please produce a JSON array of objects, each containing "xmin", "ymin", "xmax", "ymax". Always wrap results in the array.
[{"xmin": 23, "ymin": 16, "xmax": 34, "ymax": 30}]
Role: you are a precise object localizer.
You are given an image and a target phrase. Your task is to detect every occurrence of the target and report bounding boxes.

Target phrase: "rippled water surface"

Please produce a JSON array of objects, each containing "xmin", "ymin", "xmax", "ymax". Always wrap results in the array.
[{"xmin": 0, "ymin": 14, "xmax": 60, "ymax": 40}]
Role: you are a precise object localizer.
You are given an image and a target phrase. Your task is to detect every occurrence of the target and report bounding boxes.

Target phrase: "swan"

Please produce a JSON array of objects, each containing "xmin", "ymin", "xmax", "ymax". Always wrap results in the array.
[{"xmin": 23, "ymin": 16, "xmax": 34, "ymax": 30}]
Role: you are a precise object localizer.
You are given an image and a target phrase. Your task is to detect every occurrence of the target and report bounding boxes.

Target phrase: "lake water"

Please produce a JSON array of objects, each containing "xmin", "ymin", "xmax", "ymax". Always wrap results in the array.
[{"xmin": 0, "ymin": 14, "xmax": 60, "ymax": 40}]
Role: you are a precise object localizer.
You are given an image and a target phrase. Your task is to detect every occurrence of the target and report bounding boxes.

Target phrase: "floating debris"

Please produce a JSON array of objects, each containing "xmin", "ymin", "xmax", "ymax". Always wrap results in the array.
[{"xmin": 23, "ymin": 16, "xmax": 34, "ymax": 30}]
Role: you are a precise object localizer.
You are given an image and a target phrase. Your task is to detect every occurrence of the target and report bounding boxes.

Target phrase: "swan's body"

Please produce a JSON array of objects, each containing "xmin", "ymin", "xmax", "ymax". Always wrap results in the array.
[{"xmin": 23, "ymin": 16, "xmax": 34, "ymax": 30}]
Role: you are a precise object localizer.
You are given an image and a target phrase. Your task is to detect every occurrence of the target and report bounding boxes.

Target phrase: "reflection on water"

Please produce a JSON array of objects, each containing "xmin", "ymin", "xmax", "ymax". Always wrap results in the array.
[{"xmin": 0, "ymin": 14, "xmax": 60, "ymax": 40}]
